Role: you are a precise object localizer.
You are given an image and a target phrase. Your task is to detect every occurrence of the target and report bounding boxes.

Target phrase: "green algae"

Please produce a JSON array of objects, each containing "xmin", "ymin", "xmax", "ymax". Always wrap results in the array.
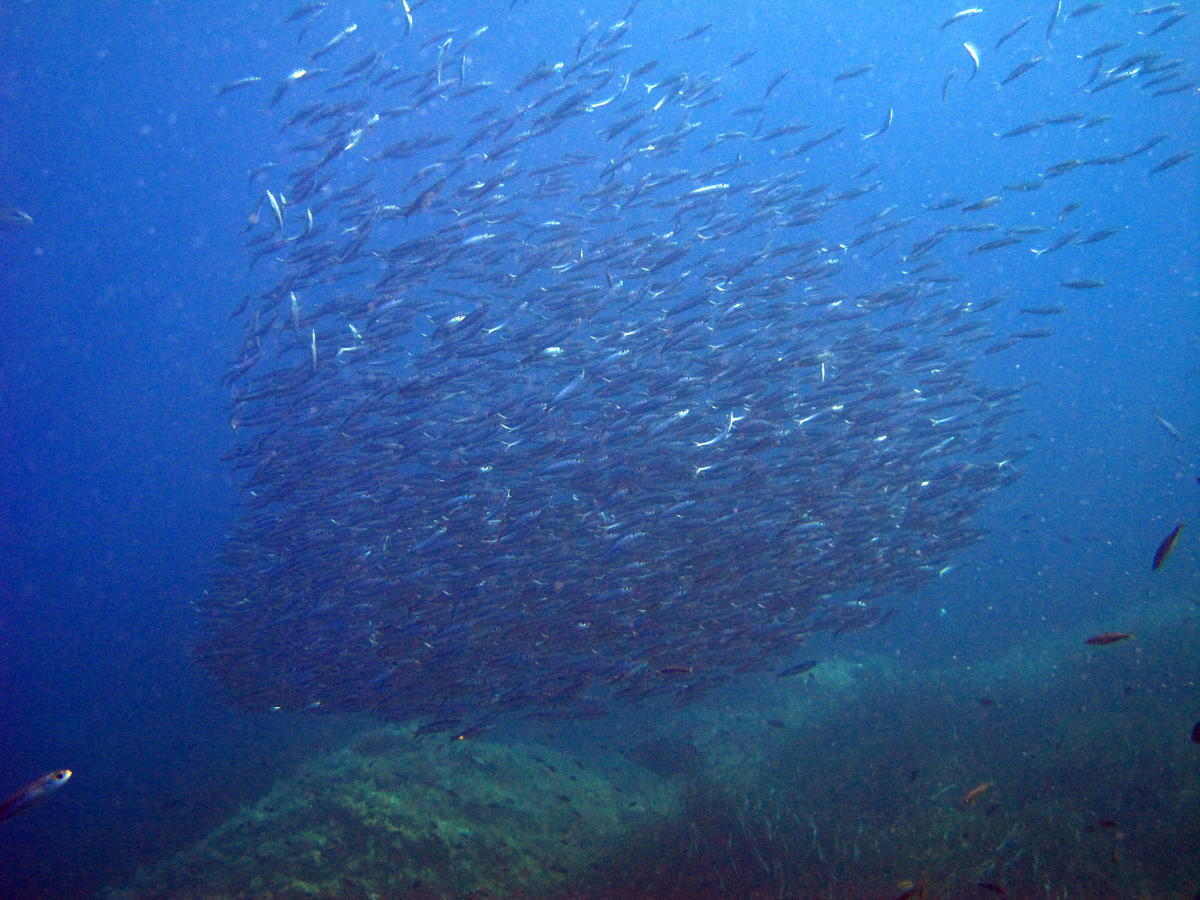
[{"xmin": 104, "ymin": 730, "xmax": 678, "ymax": 899}]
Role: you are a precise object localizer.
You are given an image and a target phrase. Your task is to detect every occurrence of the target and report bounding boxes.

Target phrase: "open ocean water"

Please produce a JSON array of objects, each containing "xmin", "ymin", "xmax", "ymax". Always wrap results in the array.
[{"xmin": 1, "ymin": 1, "xmax": 1197, "ymax": 897}]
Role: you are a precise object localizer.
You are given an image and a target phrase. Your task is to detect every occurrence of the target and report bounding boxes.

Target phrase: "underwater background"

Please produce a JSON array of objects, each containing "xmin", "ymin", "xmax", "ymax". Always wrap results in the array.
[{"xmin": 0, "ymin": 0, "xmax": 1197, "ymax": 897}]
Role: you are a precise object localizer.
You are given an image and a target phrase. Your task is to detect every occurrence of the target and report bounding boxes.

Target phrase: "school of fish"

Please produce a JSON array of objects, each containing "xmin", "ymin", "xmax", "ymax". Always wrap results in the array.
[{"xmin": 194, "ymin": 0, "xmax": 1196, "ymax": 731}]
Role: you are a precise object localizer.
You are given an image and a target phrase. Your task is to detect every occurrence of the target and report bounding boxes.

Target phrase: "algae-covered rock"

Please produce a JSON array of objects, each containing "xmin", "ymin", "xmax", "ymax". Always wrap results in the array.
[{"xmin": 103, "ymin": 727, "xmax": 678, "ymax": 899}]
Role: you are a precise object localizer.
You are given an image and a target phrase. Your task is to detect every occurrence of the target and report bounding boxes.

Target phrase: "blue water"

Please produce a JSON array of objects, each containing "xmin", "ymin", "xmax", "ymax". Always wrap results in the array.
[{"xmin": 0, "ymin": 0, "xmax": 1196, "ymax": 896}]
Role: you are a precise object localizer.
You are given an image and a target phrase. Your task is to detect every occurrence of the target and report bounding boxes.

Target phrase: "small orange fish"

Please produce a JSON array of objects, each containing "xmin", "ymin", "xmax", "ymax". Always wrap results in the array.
[
  {"xmin": 1085, "ymin": 632, "xmax": 1134, "ymax": 646},
  {"xmin": 961, "ymin": 781, "xmax": 995, "ymax": 806}
]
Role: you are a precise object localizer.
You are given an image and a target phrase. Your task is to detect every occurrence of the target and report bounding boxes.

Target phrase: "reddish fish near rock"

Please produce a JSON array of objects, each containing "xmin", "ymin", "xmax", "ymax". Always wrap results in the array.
[{"xmin": 1085, "ymin": 632, "xmax": 1134, "ymax": 645}]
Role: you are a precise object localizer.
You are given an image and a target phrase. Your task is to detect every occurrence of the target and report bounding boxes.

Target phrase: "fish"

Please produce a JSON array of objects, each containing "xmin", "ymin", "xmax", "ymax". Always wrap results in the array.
[
  {"xmin": 657, "ymin": 664, "xmax": 694, "ymax": 676},
  {"xmin": 999, "ymin": 120, "xmax": 1044, "ymax": 138},
  {"xmin": 971, "ymin": 237, "xmax": 1021, "ymax": 254},
  {"xmin": 754, "ymin": 123, "xmax": 810, "ymax": 142},
  {"xmin": 1068, "ymin": 2, "xmax": 1104, "ymax": 18},
  {"xmin": 1150, "ymin": 150, "xmax": 1195, "ymax": 174},
  {"xmin": 1045, "ymin": 0, "xmax": 1062, "ymax": 43},
  {"xmin": 264, "ymin": 190, "xmax": 284, "ymax": 231},
  {"xmin": 963, "ymin": 196, "xmax": 1002, "ymax": 212},
  {"xmin": 1144, "ymin": 11, "xmax": 1187, "ymax": 35},
  {"xmin": 788, "ymin": 125, "xmax": 845, "ymax": 153},
  {"xmin": 1043, "ymin": 159, "xmax": 1083, "ymax": 178},
  {"xmin": 762, "ymin": 69, "xmax": 789, "ymax": 99},
  {"xmin": 941, "ymin": 69, "xmax": 956, "ymax": 105},
  {"xmin": 1060, "ymin": 280, "xmax": 1105, "ymax": 289},
  {"xmin": 0, "ymin": 206, "xmax": 34, "ymax": 230},
  {"xmin": 1084, "ymin": 632, "xmax": 1134, "ymax": 645},
  {"xmin": 285, "ymin": 2, "xmax": 326, "ymax": 23},
  {"xmin": 961, "ymin": 781, "xmax": 995, "ymax": 805},
  {"xmin": 999, "ymin": 57, "xmax": 1043, "ymax": 86},
  {"xmin": 1152, "ymin": 523, "xmax": 1184, "ymax": 570},
  {"xmin": 776, "ymin": 660, "xmax": 820, "ymax": 678},
  {"xmin": 1081, "ymin": 41, "xmax": 1124, "ymax": 60},
  {"xmin": 860, "ymin": 107, "xmax": 893, "ymax": 140},
  {"xmin": 927, "ymin": 196, "xmax": 966, "ymax": 210},
  {"xmin": 1123, "ymin": 134, "xmax": 1168, "ymax": 158},
  {"xmin": 962, "ymin": 42, "xmax": 981, "ymax": 81},
  {"xmin": 216, "ymin": 76, "xmax": 263, "ymax": 96},
  {"xmin": 312, "ymin": 24, "xmax": 357, "ymax": 61},
  {"xmin": 674, "ymin": 23, "xmax": 713, "ymax": 43},
  {"xmin": 940, "ymin": 8, "xmax": 984, "ymax": 31},
  {"xmin": 451, "ymin": 721, "xmax": 492, "ymax": 741},
  {"xmin": 1152, "ymin": 81, "xmax": 1199, "ymax": 97},
  {"xmin": 414, "ymin": 719, "xmax": 464, "ymax": 738},
  {"xmin": 1090, "ymin": 70, "xmax": 1138, "ymax": 94},
  {"xmin": 995, "ymin": 16, "xmax": 1031, "ymax": 50},
  {"xmin": 1076, "ymin": 227, "xmax": 1121, "ymax": 245},
  {"xmin": 1192, "ymin": 721, "xmax": 1200, "ymax": 744},
  {"xmin": 1152, "ymin": 411, "xmax": 1184, "ymax": 442},
  {"xmin": 0, "ymin": 770, "xmax": 72, "ymax": 824},
  {"xmin": 1043, "ymin": 113, "xmax": 1085, "ymax": 126},
  {"xmin": 268, "ymin": 66, "xmax": 328, "ymax": 107},
  {"xmin": 835, "ymin": 65, "xmax": 875, "ymax": 82}
]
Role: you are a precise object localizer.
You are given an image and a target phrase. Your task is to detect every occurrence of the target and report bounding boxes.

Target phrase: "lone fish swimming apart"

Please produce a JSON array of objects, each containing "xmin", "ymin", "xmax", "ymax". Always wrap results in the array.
[
  {"xmin": 0, "ymin": 770, "xmax": 72, "ymax": 824},
  {"xmin": 1152, "ymin": 522, "xmax": 1184, "ymax": 571},
  {"xmin": 1085, "ymin": 632, "xmax": 1134, "ymax": 646}
]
